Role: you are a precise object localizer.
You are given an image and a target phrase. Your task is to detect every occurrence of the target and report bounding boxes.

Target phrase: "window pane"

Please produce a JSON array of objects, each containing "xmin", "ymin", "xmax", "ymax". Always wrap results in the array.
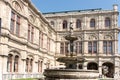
[
  {"xmin": 79, "ymin": 42, "xmax": 82, "ymax": 53},
  {"xmin": 7, "ymin": 54, "xmax": 13, "ymax": 72},
  {"xmin": 90, "ymin": 19, "xmax": 95, "ymax": 27},
  {"xmin": 26, "ymin": 58, "xmax": 29, "ymax": 72},
  {"xmin": 16, "ymin": 23, "xmax": 20, "ymax": 36},
  {"xmin": 10, "ymin": 20, "xmax": 15, "ymax": 32},
  {"xmin": 105, "ymin": 18, "xmax": 111, "ymax": 27},
  {"xmin": 88, "ymin": 42, "xmax": 92, "ymax": 53},
  {"xmin": 31, "ymin": 27, "xmax": 34, "ymax": 42},
  {"xmin": 63, "ymin": 20, "xmax": 67, "ymax": 29},
  {"xmin": 103, "ymin": 41, "xmax": 107, "ymax": 54},
  {"xmin": 28, "ymin": 25, "xmax": 30, "ymax": 41},
  {"xmin": 108, "ymin": 41, "xmax": 112, "ymax": 54},
  {"xmin": 14, "ymin": 56, "xmax": 19, "ymax": 72},
  {"xmin": 76, "ymin": 19, "xmax": 81, "ymax": 28},
  {"xmin": 93, "ymin": 41, "xmax": 97, "ymax": 53},
  {"xmin": 11, "ymin": 12, "xmax": 15, "ymax": 20}
]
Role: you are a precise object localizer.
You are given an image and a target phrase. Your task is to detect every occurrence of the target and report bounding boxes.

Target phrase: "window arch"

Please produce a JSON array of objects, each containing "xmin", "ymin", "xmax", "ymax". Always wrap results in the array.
[
  {"xmin": 7, "ymin": 54, "xmax": 13, "ymax": 72},
  {"xmin": 105, "ymin": 17, "xmax": 111, "ymax": 27},
  {"xmin": 30, "ymin": 59, "xmax": 33, "ymax": 72},
  {"xmin": 14, "ymin": 55, "xmax": 19, "ymax": 72},
  {"xmin": 25, "ymin": 58, "xmax": 33, "ymax": 72},
  {"xmin": 7, "ymin": 53, "xmax": 20, "ymax": 72},
  {"xmin": 38, "ymin": 60, "xmax": 43, "ymax": 72},
  {"xmin": 76, "ymin": 19, "xmax": 81, "ymax": 28},
  {"xmin": 63, "ymin": 20, "xmax": 67, "ymax": 29},
  {"xmin": 90, "ymin": 19, "xmax": 95, "ymax": 27},
  {"xmin": 26, "ymin": 58, "xmax": 29, "ymax": 72}
]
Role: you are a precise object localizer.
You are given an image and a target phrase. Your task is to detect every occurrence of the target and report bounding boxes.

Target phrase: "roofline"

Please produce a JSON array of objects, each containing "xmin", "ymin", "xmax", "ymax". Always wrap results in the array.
[{"xmin": 43, "ymin": 8, "xmax": 102, "ymax": 14}]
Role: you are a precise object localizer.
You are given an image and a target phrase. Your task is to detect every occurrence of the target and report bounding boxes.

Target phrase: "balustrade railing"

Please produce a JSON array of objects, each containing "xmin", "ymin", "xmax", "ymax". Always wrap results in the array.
[{"xmin": 2, "ymin": 73, "xmax": 44, "ymax": 80}]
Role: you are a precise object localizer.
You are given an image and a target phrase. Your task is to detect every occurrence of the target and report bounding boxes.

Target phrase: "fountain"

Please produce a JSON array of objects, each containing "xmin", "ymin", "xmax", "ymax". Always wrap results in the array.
[{"xmin": 43, "ymin": 22, "xmax": 99, "ymax": 80}]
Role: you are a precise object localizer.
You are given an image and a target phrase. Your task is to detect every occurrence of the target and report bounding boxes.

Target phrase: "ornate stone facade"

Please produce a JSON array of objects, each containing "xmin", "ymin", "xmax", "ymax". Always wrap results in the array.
[
  {"xmin": 0, "ymin": 0, "xmax": 120, "ymax": 80},
  {"xmin": 0, "ymin": 0, "xmax": 56, "ymax": 80},
  {"xmin": 43, "ymin": 4, "xmax": 120, "ymax": 79}
]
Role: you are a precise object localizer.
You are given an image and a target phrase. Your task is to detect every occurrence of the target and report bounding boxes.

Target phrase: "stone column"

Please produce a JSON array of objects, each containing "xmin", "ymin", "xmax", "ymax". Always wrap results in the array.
[
  {"xmin": 98, "ymin": 59, "xmax": 102, "ymax": 78},
  {"xmin": 83, "ymin": 31, "xmax": 88, "ymax": 55},
  {"xmin": 83, "ymin": 62, "xmax": 88, "ymax": 70},
  {"xmin": 20, "ymin": 51, "xmax": 27, "ymax": 73},
  {"xmin": 114, "ymin": 57, "xmax": 120, "ymax": 79},
  {"xmin": 114, "ymin": 32, "xmax": 118, "ymax": 55},
  {"xmin": 98, "ymin": 41, "xmax": 103, "ymax": 56}
]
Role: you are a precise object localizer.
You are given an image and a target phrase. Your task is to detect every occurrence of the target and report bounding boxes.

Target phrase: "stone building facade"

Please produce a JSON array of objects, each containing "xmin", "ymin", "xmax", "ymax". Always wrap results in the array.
[
  {"xmin": 0, "ymin": 0, "xmax": 120, "ymax": 80},
  {"xmin": 0, "ymin": 0, "xmax": 57, "ymax": 80},
  {"xmin": 43, "ymin": 4, "xmax": 120, "ymax": 79}
]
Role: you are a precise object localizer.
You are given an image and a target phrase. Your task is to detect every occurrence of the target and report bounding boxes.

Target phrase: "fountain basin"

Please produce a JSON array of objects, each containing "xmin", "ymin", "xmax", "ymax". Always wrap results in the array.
[{"xmin": 44, "ymin": 69, "xmax": 99, "ymax": 79}]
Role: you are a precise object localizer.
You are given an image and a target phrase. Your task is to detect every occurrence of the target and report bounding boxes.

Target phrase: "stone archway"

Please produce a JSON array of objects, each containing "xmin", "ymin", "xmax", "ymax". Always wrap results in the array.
[
  {"xmin": 87, "ymin": 62, "xmax": 98, "ymax": 70},
  {"xmin": 102, "ymin": 62, "xmax": 114, "ymax": 78}
]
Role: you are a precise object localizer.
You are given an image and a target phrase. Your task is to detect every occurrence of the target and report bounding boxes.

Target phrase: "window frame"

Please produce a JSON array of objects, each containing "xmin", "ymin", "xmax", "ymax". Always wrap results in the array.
[
  {"xmin": 63, "ymin": 20, "xmax": 68, "ymax": 29},
  {"xmin": 105, "ymin": 17, "xmax": 111, "ymax": 27},
  {"xmin": 76, "ymin": 19, "xmax": 81, "ymax": 28},
  {"xmin": 90, "ymin": 19, "xmax": 95, "ymax": 27}
]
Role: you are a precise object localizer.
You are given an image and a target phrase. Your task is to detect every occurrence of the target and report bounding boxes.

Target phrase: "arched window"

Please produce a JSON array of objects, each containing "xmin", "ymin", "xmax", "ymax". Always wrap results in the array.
[
  {"xmin": 38, "ymin": 60, "xmax": 43, "ymax": 72},
  {"xmin": 26, "ymin": 58, "xmax": 29, "ymax": 72},
  {"xmin": 50, "ymin": 21, "xmax": 55, "ymax": 27},
  {"xmin": 76, "ymin": 19, "xmax": 81, "ymax": 28},
  {"xmin": 90, "ymin": 19, "xmax": 95, "ymax": 27},
  {"xmin": 63, "ymin": 20, "xmax": 67, "ymax": 29},
  {"xmin": 30, "ymin": 59, "xmax": 33, "ymax": 72},
  {"xmin": 87, "ymin": 62, "xmax": 98, "ymax": 70},
  {"xmin": 7, "ymin": 54, "xmax": 13, "ymax": 72},
  {"xmin": 105, "ymin": 17, "xmax": 111, "ymax": 27},
  {"xmin": 14, "ymin": 55, "xmax": 19, "ymax": 72}
]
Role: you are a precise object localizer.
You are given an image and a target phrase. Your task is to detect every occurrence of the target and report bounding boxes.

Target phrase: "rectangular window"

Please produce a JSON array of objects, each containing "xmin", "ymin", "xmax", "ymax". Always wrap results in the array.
[
  {"xmin": 88, "ymin": 41, "xmax": 97, "ymax": 54},
  {"xmin": 103, "ymin": 41, "xmax": 112, "ymax": 54},
  {"xmin": 16, "ymin": 16, "xmax": 20, "ymax": 36},
  {"xmin": 103, "ymin": 41, "xmax": 107, "ymax": 54},
  {"xmin": 10, "ymin": 12, "xmax": 15, "ymax": 32},
  {"xmin": 75, "ymin": 42, "xmax": 82, "ymax": 54},
  {"xmin": 93, "ymin": 41, "xmax": 97, "ymax": 53},
  {"xmin": 108, "ymin": 41, "xmax": 112, "ymax": 54},
  {"xmin": 31, "ymin": 27, "xmax": 34, "ymax": 42},
  {"xmin": 28, "ymin": 24, "xmax": 34, "ymax": 43},
  {"xmin": 88, "ymin": 42, "xmax": 92, "ymax": 53},
  {"xmin": 10, "ymin": 11, "xmax": 20, "ymax": 36},
  {"xmin": 28, "ymin": 25, "xmax": 30, "ymax": 41}
]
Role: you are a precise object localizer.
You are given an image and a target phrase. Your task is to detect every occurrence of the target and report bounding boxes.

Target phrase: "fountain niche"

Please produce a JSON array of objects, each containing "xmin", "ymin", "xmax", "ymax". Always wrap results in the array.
[{"xmin": 44, "ymin": 22, "xmax": 99, "ymax": 80}]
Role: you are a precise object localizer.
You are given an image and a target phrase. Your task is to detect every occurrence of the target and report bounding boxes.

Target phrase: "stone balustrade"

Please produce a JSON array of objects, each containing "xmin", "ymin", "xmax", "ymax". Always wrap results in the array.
[{"xmin": 2, "ymin": 73, "xmax": 44, "ymax": 80}]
